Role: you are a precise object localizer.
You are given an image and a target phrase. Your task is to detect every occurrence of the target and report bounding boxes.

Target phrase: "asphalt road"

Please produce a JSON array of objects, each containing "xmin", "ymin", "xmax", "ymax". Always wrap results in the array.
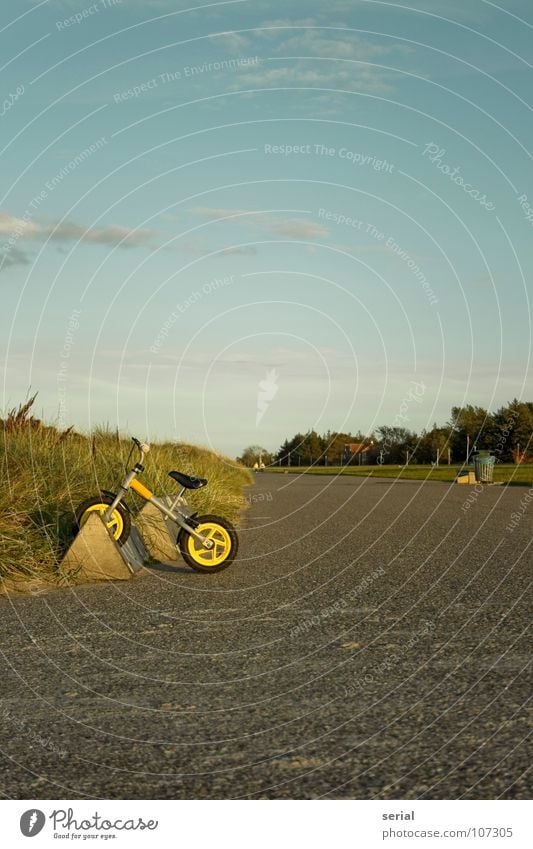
[{"xmin": 0, "ymin": 474, "xmax": 530, "ymax": 799}]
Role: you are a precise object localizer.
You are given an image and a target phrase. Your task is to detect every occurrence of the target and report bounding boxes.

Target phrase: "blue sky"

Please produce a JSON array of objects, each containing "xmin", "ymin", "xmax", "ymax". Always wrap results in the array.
[{"xmin": 1, "ymin": 0, "xmax": 532, "ymax": 455}]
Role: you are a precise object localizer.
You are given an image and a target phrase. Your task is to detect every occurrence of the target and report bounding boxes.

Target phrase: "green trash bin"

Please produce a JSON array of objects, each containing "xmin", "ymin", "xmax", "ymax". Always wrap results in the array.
[{"xmin": 473, "ymin": 453, "xmax": 495, "ymax": 483}]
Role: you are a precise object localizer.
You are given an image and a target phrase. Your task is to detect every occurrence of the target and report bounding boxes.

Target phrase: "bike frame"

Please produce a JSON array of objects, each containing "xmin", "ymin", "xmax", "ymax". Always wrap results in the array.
[{"xmin": 103, "ymin": 442, "xmax": 214, "ymax": 549}]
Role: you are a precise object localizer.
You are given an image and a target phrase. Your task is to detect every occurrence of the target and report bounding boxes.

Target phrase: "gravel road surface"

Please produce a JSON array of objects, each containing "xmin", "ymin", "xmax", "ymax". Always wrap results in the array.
[{"xmin": 0, "ymin": 474, "xmax": 530, "ymax": 799}]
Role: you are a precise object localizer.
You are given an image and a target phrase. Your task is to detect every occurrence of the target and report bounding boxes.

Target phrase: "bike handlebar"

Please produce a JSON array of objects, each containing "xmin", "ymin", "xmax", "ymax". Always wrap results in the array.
[{"xmin": 132, "ymin": 437, "xmax": 150, "ymax": 455}]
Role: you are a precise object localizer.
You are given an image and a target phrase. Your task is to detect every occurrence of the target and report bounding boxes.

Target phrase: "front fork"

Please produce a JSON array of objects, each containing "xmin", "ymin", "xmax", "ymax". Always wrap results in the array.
[
  {"xmin": 103, "ymin": 487, "xmax": 128, "ymax": 525},
  {"xmin": 103, "ymin": 468, "xmax": 137, "ymax": 524}
]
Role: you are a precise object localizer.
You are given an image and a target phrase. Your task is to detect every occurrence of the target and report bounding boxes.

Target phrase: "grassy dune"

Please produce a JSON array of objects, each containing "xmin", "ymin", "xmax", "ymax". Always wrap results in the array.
[{"xmin": 0, "ymin": 400, "xmax": 252, "ymax": 587}]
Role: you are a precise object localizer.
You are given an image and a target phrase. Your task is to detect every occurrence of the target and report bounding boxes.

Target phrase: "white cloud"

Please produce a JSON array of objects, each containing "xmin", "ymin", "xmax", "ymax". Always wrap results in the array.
[
  {"xmin": 259, "ymin": 22, "xmax": 394, "ymax": 60},
  {"xmin": 227, "ymin": 17, "xmax": 410, "ymax": 94},
  {"xmin": 0, "ymin": 213, "xmax": 155, "ymax": 249},
  {"xmin": 0, "ymin": 214, "xmax": 40, "ymax": 238},
  {"xmin": 122, "ymin": 346, "xmax": 355, "ymax": 376},
  {"xmin": 230, "ymin": 61, "xmax": 395, "ymax": 93},
  {"xmin": 210, "ymin": 30, "xmax": 252, "ymax": 52},
  {"xmin": 191, "ymin": 207, "xmax": 330, "ymax": 239},
  {"xmin": 266, "ymin": 217, "xmax": 330, "ymax": 239}
]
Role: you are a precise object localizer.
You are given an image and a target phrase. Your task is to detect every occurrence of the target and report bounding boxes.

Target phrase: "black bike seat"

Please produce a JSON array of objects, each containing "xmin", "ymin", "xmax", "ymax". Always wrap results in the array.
[{"xmin": 168, "ymin": 471, "xmax": 208, "ymax": 489}]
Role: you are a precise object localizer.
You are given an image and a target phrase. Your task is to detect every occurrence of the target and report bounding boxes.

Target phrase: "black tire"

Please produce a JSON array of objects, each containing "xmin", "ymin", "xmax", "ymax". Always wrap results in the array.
[
  {"xmin": 178, "ymin": 513, "xmax": 239, "ymax": 573},
  {"xmin": 74, "ymin": 495, "xmax": 131, "ymax": 546}
]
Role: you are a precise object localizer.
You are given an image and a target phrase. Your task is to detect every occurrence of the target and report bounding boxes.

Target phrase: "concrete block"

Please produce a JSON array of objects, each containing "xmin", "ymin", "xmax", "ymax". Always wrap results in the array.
[
  {"xmin": 60, "ymin": 513, "xmax": 136, "ymax": 584},
  {"xmin": 121, "ymin": 525, "xmax": 148, "ymax": 574},
  {"xmin": 137, "ymin": 501, "xmax": 180, "ymax": 562},
  {"xmin": 456, "ymin": 471, "xmax": 476, "ymax": 484}
]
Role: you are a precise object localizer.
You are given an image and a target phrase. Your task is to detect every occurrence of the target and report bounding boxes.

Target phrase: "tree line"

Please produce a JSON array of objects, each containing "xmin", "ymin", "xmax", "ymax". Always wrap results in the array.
[{"xmin": 237, "ymin": 400, "xmax": 533, "ymax": 467}]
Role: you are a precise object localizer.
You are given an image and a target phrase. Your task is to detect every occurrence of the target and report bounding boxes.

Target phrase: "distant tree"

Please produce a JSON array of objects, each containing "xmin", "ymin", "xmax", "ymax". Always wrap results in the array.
[
  {"xmin": 274, "ymin": 438, "xmax": 290, "ymax": 466},
  {"xmin": 375, "ymin": 425, "xmax": 415, "ymax": 464},
  {"xmin": 417, "ymin": 424, "xmax": 451, "ymax": 464},
  {"xmin": 284, "ymin": 432, "xmax": 306, "ymax": 465},
  {"xmin": 448, "ymin": 405, "xmax": 489, "ymax": 461},
  {"xmin": 301, "ymin": 430, "xmax": 324, "ymax": 465},
  {"xmin": 491, "ymin": 400, "xmax": 533, "ymax": 462},
  {"xmin": 323, "ymin": 431, "xmax": 352, "ymax": 465},
  {"xmin": 274, "ymin": 434, "xmax": 306, "ymax": 466},
  {"xmin": 271, "ymin": 401, "xmax": 532, "ymax": 469},
  {"xmin": 237, "ymin": 445, "xmax": 270, "ymax": 467},
  {"xmin": 507, "ymin": 400, "xmax": 533, "ymax": 459}
]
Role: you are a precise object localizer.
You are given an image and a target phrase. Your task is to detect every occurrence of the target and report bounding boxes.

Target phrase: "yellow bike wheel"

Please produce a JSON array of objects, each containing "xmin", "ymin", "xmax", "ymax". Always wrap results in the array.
[
  {"xmin": 178, "ymin": 514, "xmax": 238, "ymax": 573},
  {"xmin": 74, "ymin": 495, "xmax": 131, "ymax": 545}
]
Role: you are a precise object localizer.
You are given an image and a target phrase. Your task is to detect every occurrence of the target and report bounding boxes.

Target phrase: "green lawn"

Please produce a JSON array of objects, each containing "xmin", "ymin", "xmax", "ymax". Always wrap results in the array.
[{"xmin": 264, "ymin": 464, "xmax": 533, "ymax": 485}]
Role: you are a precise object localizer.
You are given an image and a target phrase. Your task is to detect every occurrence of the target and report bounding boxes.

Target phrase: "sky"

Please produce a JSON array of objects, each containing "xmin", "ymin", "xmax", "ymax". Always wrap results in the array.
[{"xmin": 1, "ymin": 0, "xmax": 532, "ymax": 456}]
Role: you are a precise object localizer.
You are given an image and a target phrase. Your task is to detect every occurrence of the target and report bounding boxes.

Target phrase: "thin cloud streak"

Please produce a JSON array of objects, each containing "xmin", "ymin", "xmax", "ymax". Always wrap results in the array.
[
  {"xmin": 0, "ymin": 212, "xmax": 156, "ymax": 249},
  {"xmin": 192, "ymin": 207, "xmax": 330, "ymax": 239}
]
